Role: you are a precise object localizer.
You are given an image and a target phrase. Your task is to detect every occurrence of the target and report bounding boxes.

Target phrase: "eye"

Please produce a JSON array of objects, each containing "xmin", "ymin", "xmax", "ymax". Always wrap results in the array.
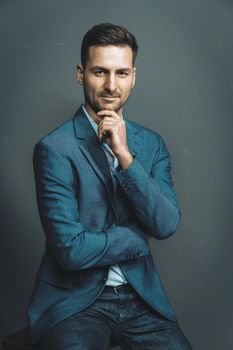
[
  {"xmin": 94, "ymin": 70, "xmax": 106, "ymax": 77},
  {"xmin": 118, "ymin": 71, "xmax": 128, "ymax": 77}
]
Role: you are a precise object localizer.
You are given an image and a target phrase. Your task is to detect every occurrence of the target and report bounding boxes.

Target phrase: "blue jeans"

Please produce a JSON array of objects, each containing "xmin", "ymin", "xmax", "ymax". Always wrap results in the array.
[{"xmin": 40, "ymin": 284, "xmax": 192, "ymax": 349}]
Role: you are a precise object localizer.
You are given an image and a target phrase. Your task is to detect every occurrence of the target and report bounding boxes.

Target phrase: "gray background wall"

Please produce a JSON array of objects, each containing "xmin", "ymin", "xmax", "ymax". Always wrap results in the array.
[{"xmin": 1, "ymin": 1, "xmax": 233, "ymax": 349}]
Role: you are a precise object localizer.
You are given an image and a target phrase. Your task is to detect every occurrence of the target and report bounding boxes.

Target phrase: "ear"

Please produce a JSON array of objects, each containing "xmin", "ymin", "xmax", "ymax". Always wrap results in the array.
[
  {"xmin": 77, "ymin": 64, "xmax": 84, "ymax": 85},
  {"xmin": 132, "ymin": 67, "xmax": 136, "ymax": 89}
]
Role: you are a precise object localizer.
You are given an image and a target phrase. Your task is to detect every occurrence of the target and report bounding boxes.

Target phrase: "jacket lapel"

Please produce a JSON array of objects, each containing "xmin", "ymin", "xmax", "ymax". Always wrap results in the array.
[{"xmin": 72, "ymin": 106, "xmax": 141, "ymax": 221}]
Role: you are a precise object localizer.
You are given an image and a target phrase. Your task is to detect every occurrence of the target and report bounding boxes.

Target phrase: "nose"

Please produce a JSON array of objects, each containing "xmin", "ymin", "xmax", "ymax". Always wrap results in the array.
[{"xmin": 104, "ymin": 74, "xmax": 116, "ymax": 93}]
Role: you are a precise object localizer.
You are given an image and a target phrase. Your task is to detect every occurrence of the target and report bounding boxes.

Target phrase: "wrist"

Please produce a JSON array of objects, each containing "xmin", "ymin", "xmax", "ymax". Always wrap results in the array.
[{"xmin": 116, "ymin": 150, "xmax": 134, "ymax": 170}]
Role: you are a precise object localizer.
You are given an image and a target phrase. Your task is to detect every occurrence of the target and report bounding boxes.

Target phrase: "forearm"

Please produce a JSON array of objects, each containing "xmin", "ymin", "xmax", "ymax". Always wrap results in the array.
[
  {"xmin": 40, "ymin": 215, "xmax": 149, "ymax": 271},
  {"xmin": 115, "ymin": 156, "xmax": 181, "ymax": 239}
]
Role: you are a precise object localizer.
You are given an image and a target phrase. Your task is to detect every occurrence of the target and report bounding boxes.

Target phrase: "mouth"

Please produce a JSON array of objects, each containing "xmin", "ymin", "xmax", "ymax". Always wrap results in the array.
[{"xmin": 100, "ymin": 96, "xmax": 119, "ymax": 101}]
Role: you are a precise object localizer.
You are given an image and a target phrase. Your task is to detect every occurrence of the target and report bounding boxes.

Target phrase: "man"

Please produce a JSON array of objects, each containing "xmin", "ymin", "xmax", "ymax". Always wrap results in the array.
[{"xmin": 27, "ymin": 23, "xmax": 192, "ymax": 349}]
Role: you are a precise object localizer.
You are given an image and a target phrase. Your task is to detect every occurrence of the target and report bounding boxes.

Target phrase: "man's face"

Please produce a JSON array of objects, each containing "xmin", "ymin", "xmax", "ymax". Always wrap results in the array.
[{"xmin": 77, "ymin": 45, "xmax": 136, "ymax": 120}]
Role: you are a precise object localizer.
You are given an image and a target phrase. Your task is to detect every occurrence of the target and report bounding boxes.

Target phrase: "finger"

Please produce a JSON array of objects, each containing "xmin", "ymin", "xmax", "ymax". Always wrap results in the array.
[
  {"xmin": 99, "ymin": 125, "xmax": 118, "ymax": 141},
  {"xmin": 97, "ymin": 110, "xmax": 121, "ymax": 119},
  {"xmin": 99, "ymin": 118, "xmax": 120, "ymax": 126},
  {"xmin": 98, "ymin": 123, "xmax": 111, "ymax": 136},
  {"xmin": 98, "ymin": 125, "xmax": 113, "ymax": 140}
]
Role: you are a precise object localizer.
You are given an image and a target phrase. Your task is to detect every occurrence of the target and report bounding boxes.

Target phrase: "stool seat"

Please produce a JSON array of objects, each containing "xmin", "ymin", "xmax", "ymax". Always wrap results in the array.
[{"xmin": 1, "ymin": 328, "xmax": 39, "ymax": 349}]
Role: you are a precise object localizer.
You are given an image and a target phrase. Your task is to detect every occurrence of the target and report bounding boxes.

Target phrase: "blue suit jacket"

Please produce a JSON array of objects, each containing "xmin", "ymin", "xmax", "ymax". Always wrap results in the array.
[{"xmin": 27, "ymin": 106, "xmax": 181, "ymax": 344}]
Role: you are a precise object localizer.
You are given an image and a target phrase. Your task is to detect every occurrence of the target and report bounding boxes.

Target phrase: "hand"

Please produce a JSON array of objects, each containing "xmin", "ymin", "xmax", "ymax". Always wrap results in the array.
[{"xmin": 97, "ymin": 110, "xmax": 133, "ymax": 170}]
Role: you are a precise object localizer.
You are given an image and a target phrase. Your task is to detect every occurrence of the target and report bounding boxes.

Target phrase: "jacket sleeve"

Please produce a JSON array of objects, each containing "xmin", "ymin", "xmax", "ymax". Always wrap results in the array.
[
  {"xmin": 33, "ymin": 140, "xmax": 149, "ymax": 271},
  {"xmin": 115, "ymin": 134, "xmax": 181, "ymax": 239}
]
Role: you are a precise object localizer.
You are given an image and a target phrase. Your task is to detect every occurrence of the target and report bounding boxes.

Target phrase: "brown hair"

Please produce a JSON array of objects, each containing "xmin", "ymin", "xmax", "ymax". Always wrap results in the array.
[{"xmin": 81, "ymin": 23, "xmax": 138, "ymax": 68}]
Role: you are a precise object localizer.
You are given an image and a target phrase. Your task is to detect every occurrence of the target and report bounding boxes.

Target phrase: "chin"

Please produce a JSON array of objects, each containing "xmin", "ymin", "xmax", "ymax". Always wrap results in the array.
[
  {"xmin": 104, "ymin": 105, "xmax": 116, "ymax": 111},
  {"xmin": 104, "ymin": 102, "xmax": 122, "ymax": 111}
]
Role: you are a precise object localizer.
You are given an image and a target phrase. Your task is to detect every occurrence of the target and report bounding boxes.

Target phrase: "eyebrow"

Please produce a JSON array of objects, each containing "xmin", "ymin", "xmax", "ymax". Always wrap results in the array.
[{"xmin": 90, "ymin": 66, "xmax": 132, "ymax": 72}]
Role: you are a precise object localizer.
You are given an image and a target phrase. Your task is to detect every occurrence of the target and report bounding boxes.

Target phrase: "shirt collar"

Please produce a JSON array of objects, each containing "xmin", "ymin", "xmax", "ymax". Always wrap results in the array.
[{"xmin": 82, "ymin": 104, "xmax": 99, "ymax": 136}]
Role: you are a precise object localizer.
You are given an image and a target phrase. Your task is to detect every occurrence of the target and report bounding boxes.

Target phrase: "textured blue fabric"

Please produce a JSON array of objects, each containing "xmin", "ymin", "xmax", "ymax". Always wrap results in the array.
[{"xmin": 27, "ymin": 106, "xmax": 181, "ymax": 344}]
